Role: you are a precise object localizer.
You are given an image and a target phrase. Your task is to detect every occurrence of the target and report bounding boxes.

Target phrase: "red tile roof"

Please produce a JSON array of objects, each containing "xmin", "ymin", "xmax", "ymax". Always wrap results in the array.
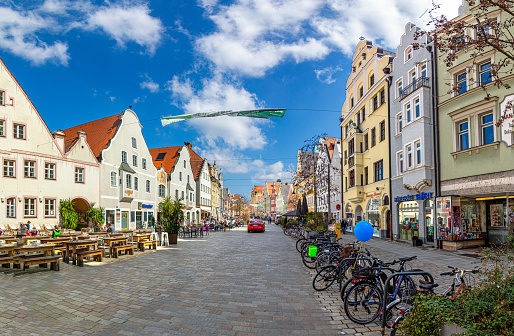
[
  {"xmin": 186, "ymin": 145, "xmax": 205, "ymax": 181},
  {"xmin": 149, "ymin": 146, "xmax": 181, "ymax": 175},
  {"xmin": 266, "ymin": 182, "xmax": 281, "ymax": 195},
  {"xmin": 324, "ymin": 136, "xmax": 339, "ymax": 160},
  {"xmin": 62, "ymin": 114, "xmax": 121, "ymax": 157}
]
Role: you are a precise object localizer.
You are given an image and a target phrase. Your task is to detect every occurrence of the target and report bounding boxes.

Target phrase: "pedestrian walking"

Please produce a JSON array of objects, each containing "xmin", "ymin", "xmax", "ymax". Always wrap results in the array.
[{"xmin": 342, "ymin": 219, "xmax": 347, "ymax": 235}]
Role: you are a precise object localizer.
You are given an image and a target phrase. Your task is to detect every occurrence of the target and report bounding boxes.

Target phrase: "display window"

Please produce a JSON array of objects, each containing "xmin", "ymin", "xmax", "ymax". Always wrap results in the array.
[
  {"xmin": 436, "ymin": 196, "xmax": 483, "ymax": 241},
  {"xmin": 399, "ymin": 200, "xmax": 419, "ymax": 240},
  {"xmin": 425, "ymin": 199, "xmax": 434, "ymax": 242},
  {"xmin": 367, "ymin": 199, "xmax": 380, "ymax": 236}
]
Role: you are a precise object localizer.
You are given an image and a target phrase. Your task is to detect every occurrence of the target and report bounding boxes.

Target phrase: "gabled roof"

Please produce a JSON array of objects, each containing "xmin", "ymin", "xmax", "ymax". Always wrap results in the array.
[
  {"xmin": 324, "ymin": 136, "xmax": 340, "ymax": 160},
  {"xmin": 280, "ymin": 184, "xmax": 291, "ymax": 201},
  {"xmin": 186, "ymin": 145, "xmax": 205, "ymax": 181},
  {"xmin": 149, "ymin": 146, "xmax": 181, "ymax": 175},
  {"xmin": 62, "ymin": 114, "xmax": 121, "ymax": 158},
  {"xmin": 266, "ymin": 182, "xmax": 281, "ymax": 196}
]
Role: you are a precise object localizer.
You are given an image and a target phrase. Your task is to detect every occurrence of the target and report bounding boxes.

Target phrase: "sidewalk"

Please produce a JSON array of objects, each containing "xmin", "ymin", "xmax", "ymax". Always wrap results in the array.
[{"xmin": 306, "ymin": 234, "xmax": 481, "ymax": 335}]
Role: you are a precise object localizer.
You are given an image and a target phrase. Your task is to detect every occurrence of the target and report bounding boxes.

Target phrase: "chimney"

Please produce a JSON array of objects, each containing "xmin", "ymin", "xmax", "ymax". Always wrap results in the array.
[
  {"xmin": 184, "ymin": 142, "xmax": 192, "ymax": 149},
  {"xmin": 77, "ymin": 130, "xmax": 87, "ymax": 142},
  {"xmin": 52, "ymin": 130, "xmax": 66, "ymax": 153}
]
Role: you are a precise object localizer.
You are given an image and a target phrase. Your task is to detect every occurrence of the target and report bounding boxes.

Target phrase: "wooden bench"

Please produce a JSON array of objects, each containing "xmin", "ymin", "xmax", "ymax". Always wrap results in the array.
[
  {"xmin": 137, "ymin": 240, "xmax": 157, "ymax": 252},
  {"xmin": 0, "ymin": 256, "xmax": 14, "ymax": 268},
  {"xmin": 76, "ymin": 249, "xmax": 103, "ymax": 267},
  {"xmin": 112, "ymin": 244, "xmax": 135, "ymax": 258},
  {"xmin": 18, "ymin": 256, "xmax": 60, "ymax": 271}
]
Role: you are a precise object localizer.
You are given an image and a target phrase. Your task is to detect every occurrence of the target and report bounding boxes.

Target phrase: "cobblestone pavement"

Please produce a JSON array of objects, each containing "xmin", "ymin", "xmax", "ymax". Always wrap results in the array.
[
  {"xmin": 1, "ymin": 225, "xmax": 343, "ymax": 336},
  {"xmin": 0, "ymin": 226, "xmax": 482, "ymax": 336}
]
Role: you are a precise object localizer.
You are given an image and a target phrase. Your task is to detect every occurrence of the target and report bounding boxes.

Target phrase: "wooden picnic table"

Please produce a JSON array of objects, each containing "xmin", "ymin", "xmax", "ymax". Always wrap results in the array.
[
  {"xmin": 0, "ymin": 235, "xmax": 15, "ymax": 239},
  {"xmin": 102, "ymin": 237, "xmax": 129, "ymax": 257},
  {"xmin": 0, "ymin": 245, "xmax": 16, "ymax": 257},
  {"xmin": 88, "ymin": 232, "xmax": 109, "ymax": 236},
  {"xmin": 0, "ymin": 237, "xmax": 18, "ymax": 244},
  {"xmin": 14, "ymin": 244, "xmax": 56, "ymax": 257},
  {"xmin": 131, "ymin": 234, "xmax": 152, "ymax": 243},
  {"xmin": 62, "ymin": 240, "xmax": 98, "ymax": 264},
  {"xmin": 40, "ymin": 237, "xmax": 72, "ymax": 244}
]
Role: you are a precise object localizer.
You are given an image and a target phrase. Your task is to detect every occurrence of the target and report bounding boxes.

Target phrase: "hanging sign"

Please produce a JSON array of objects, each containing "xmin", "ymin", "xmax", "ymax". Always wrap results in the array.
[{"xmin": 394, "ymin": 192, "xmax": 432, "ymax": 203}]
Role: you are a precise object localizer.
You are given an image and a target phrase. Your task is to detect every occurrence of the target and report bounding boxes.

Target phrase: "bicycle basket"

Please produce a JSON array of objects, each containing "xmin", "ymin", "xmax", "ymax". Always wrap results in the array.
[
  {"xmin": 352, "ymin": 266, "xmax": 374, "ymax": 279},
  {"xmin": 339, "ymin": 246, "xmax": 353, "ymax": 259}
]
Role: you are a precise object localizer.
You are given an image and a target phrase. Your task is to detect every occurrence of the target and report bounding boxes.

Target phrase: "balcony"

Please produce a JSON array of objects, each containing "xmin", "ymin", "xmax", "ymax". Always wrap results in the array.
[
  {"xmin": 345, "ymin": 186, "xmax": 364, "ymax": 203},
  {"xmin": 347, "ymin": 152, "xmax": 364, "ymax": 170},
  {"xmin": 400, "ymin": 77, "xmax": 430, "ymax": 101}
]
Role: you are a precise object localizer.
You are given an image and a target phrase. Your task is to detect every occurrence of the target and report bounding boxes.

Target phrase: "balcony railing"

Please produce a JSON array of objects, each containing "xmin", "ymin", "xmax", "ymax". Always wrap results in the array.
[{"xmin": 400, "ymin": 76, "xmax": 430, "ymax": 100}]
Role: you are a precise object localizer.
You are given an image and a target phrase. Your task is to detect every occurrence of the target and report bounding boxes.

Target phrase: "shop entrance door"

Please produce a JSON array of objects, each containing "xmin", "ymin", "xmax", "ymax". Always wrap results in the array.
[
  {"xmin": 354, "ymin": 205, "xmax": 363, "ymax": 223},
  {"xmin": 385, "ymin": 210, "xmax": 391, "ymax": 239},
  {"xmin": 121, "ymin": 212, "xmax": 128, "ymax": 230}
]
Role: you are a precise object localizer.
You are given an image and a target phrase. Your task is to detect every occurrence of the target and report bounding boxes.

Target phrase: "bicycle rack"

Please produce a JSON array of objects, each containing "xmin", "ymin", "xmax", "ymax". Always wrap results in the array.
[{"xmin": 380, "ymin": 270, "xmax": 434, "ymax": 336}]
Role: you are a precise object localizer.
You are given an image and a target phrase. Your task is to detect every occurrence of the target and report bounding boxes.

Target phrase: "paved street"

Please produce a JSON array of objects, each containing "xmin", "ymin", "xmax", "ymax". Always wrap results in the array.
[{"xmin": 0, "ymin": 225, "xmax": 481, "ymax": 336}]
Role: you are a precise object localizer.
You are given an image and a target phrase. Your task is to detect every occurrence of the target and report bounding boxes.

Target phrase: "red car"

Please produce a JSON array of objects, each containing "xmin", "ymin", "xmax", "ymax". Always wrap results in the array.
[{"xmin": 248, "ymin": 219, "xmax": 265, "ymax": 233}]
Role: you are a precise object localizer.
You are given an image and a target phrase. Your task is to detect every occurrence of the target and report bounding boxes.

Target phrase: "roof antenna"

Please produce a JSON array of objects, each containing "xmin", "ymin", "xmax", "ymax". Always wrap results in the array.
[{"xmin": 129, "ymin": 105, "xmax": 132, "ymax": 109}]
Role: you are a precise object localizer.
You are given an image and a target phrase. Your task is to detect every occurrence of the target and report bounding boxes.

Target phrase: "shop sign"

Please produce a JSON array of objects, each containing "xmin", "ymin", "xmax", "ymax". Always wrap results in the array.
[
  {"xmin": 366, "ymin": 191, "xmax": 382, "ymax": 198},
  {"xmin": 138, "ymin": 202, "xmax": 153, "ymax": 210},
  {"xmin": 336, "ymin": 204, "xmax": 341, "ymax": 210},
  {"xmin": 394, "ymin": 192, "xmax": 432, "ymax": 203},
  {"xmin": 499, "ymin": 94, "xmax": 514, "ymax": 146}
]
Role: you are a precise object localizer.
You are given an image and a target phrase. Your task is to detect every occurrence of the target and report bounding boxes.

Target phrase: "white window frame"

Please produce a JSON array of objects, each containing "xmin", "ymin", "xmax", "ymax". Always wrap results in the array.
[
  {"xmin": 175, "ymin": 190, "xmax": 179, "ymax": 199},
  {"xmin": 414, "ymin": 139, "xmax": 422, "ymax": 167},
  {"xmin": 3, "ymin": 159, "xmax": 15, "ymax": 177},
  {"xmin": 457, "ymin": 119, "xmax": 470, "ymax": 151},
  {"xmin": 420, "ymin": 61, "xmax": 427, "ymax": 78},
  {"xmin": 44, "ymin": 199, "xmax": 56, "ymax": 217},
  {"xmin": 24, "ymin": 198, "xmax": 36, "ymax": 217},
  {"xmin": 146, "ymin": 180, "xmax": 151, "ymax": 193},
  {"xmin": 142, "ymin": 158, "xmax": 147, "ymax": 170},
  {"xmin": 397, "ymin": 151, "xmax": 404, "ymax": 175},
  {"xmin": 45, "ymin": 163, "xmax": 55, "ymax": 180},
  {"xmin": 409, "ymin": 68, "xmax": 417, "ymax": 85},
  {"xmin": 396, "ymin": 78, "xmax": 403, "ymax": 99},
  {"xmin": 6, "ymin": 198, "xmax": 15, "ymax": 218},
  {"xmin": 126, "ymin": 174, "xmax": 132, "ymax": 189},
  {"xmin": 75, "ymin": 167, "xmax": 84, "ymax": 183},
  {"xmin": 132, "ymin": 155, "xmax": 138, "ymax": 167},
  {"xmin": 478, "ymin": 61, "xmax": 492, "ymax": 86},
  {"xmin": 0, "ymin": 90, "xmax": 4, "ymax": 105},
  {"xmin": 121, "ymin": 151, "xmax": 127, "ymax": 163},
  {"xmin": 404, "ymin": 46, "xmax": 413, "ymax": 63},
  {"xmin": 24, "ymin": 160, "xmax": 36, "ymax": 178},
  {"xmin": 396, "ymin": 112, "xmax": 402, "ymax": 135},
  {"xmin": 414, "ymin": 97, "xmax": 421, "ymax": 119},
  {"xmin": 406, "ymin": 102, "xmax": 412, "ymax": 123},
  {"xmin": 131, "ymin": 137, "xmax": 137, "ymax": 149},
  {"xmin": 110, "ymin": 171, "xmax": 117, "ymax": 187},
  {"xmin": 134, "ymin": 176, "xmax": 139, "ymax": 191},
  {"xmin": 406, "ymin": 144, "xmax": 413, "ymax": 169},
  {"xmin": 0, "ymin": 119, "xmax": 5, "ymax": 137},
  {"xmin": 480, "ymin": 112, "xmax": 495, "ymax": 145},
  {"xmin": 159, "ymin": 185, "xmax": 165, "ymax": 198},
  {"xmin": 13, "ymin": 123, "xmax": 25, "ymax": 139}
]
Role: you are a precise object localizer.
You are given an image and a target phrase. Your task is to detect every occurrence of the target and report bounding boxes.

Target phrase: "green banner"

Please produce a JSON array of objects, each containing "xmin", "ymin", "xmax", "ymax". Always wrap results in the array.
[{"xmin": 161, "ymin": 108, "xmax": 286, "ymax": 126}]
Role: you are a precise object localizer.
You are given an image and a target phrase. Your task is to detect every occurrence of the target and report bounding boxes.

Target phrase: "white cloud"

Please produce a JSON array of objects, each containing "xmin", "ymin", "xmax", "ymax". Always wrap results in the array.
[
  {"xmin": 195, "ymin": 0, "xmax": 461, "ymax": 77},
  {"xmin": 0, "ymin": 7, "xmax": 69, "ymax": 65},
  {"xmin": 314, "ymin": 66, "xmax": 343, "ymax": 84},
  {"xmin": 169, "ymin": 76, "xmax": 268, "ymax": 150},
  {"xmin": 252, "ymin": 160, "xmax": 292, "ymax": 182},
  {"xmin": 87, "ymin": 4, "xmax": 164, "ymax": 55},
  {"xmin": 140, "ymin": 74, "xmax": 160, "ymax": 93}
]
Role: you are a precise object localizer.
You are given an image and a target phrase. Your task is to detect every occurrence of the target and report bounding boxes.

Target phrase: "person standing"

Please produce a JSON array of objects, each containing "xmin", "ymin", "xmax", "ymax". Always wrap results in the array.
[{"xmin": 342, "ymin": 219, "xmax": 347, "ymax": 235}]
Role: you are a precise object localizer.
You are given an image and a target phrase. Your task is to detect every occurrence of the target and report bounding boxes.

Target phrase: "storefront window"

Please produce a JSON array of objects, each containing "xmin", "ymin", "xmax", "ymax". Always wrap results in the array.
[
  {"xmin": 437, "ymin": 196, "xmax": 483, "ymax": 241},
  {"xmin": 345, "ymin": 203, "xmax": 353, "ymax": 226},
  {"xmin": 399, "ymin": 201, "xmax": 419, "ymax": 240},
  {"xmin": 367, "ymin": 199, "xmax": 380, "ymax": 236},
  {"xmin": 425, "ymin": 200, "xmax": 434, "ymax": 242}
]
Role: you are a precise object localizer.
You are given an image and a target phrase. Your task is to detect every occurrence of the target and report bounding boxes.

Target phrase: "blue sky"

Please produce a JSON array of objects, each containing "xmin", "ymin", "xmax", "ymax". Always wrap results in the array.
[{"xmin": 0, "ymin": 0, "xmax": 460, "ymax": 197}]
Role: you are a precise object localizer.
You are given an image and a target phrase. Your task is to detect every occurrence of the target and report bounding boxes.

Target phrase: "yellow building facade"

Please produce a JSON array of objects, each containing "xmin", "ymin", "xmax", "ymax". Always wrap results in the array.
[{"xmin": 340, "ymin": 40, "xmax": 394, "ymax": 237}]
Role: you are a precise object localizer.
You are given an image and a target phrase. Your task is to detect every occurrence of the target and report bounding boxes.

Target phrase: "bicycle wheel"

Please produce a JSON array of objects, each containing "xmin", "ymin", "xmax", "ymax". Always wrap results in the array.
[
  {"xmin": 301, "ymin": 246, "xmax": 317, "ymax": 269},
  {"xmin": 340, "ymin": 277, "xmax": 355, "ymax": 301},
  {"xmin": 313, "ymin": 265, "xmax": 337, "ymax": 291},
  {"xmin": 344, "ymin": 281, "xmax": 383, "ymax": 324},
  {"xmin": 314, "ymin": 253, "xmax": 331, "ymax": 273},
  {"xmin": 296, "ymin": 238, "xmax": 307, "ymax": 253}
]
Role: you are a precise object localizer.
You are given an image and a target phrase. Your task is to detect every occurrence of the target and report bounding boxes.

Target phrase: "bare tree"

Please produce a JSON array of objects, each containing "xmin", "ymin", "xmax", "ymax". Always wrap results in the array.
[{"xmin": 417, "ymin": 0, "xmax": 514, "ymax": 125}]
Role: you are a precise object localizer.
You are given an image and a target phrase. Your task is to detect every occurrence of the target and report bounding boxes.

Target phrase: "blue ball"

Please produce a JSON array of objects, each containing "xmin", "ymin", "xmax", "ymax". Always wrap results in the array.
[{"xmin": 354, "ymin": 221, "xmax": 374, "ymax": 242}]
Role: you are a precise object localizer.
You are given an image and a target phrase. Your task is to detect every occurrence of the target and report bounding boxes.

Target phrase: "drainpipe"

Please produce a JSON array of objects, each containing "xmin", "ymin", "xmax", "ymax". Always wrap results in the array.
[
  {"xmin": 340, "ymin": 117, "xmax": 344, "ymax": 226},
  {"xmin": 386, "ymin": 74, "xmax": 393, "ymax": 241},
  {"xmin": 428, "ymin": 40, "xmax": 441, "ymax": 247}
]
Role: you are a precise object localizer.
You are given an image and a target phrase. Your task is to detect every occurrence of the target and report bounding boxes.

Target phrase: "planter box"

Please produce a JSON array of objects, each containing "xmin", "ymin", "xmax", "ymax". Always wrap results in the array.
[
  {"xmin": 442, "ymin": 239, "xmax": 485, "ymax": 251},
  {"xmin": 440, "ymin": 323, "xmax": 467, "ymax": 336}
]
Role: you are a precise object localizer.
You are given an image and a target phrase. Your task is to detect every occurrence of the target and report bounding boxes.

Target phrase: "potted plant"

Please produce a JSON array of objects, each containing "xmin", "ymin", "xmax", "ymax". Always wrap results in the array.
[
  {"xmin": 86, "ymin": 202, "xmax": 105, "ymax": 232},
  {"xmin": 59, "ymin": 198, "xmax": 79, "ymax": 230},
  {"xmin": 159, "ymin": 196, "xmax": 184, "ymax": 245}
]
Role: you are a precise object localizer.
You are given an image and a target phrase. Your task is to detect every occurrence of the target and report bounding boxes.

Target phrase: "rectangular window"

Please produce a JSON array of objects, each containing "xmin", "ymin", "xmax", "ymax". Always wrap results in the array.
[
  {"xmin": 0, "ymin": 91, "xmax": 4, "ymax": 105},
  {"xmin": 481, "ymin": 113, "xmax": 494, "ymax": 145},
  {"xmin": 13, "ymin": 123, "xmax": 25, "ymax": 139},
  {"xmin": 350, "ymin": 97, "xmax": 354, "ymax": 108},
  {"xmin": 398, "ymin": 152, "xmax": 404, "ymax": 174},
  {"xmin": 456, "ymin": 72, "xmax": 467, "ymax": 95},
  {"xmin": 131, "ymin": 211, "xmax": 135, "ymax": 222},
  {"xmin": 479, "ymin": 62, "xmax": 492, "ymax": 85},
  {"xmin": 364, "ymin": 134, "xmax": 368, "ymax": 151},
  {"xmin": 396, "ymin": 113, "xmax": 402, "ymax": 134},
  {"xmin": 121, "ymin": 151, "xmax": 127, "ymax": 163},
  {"xmin": 370, "ymin": 74, "xmax": 375, "ymax": 87},
  {"xmin": 175, "ymin": 190, "xmax": 179, "ymax": 199},
  {"xmin": 348, "ymin": 139, "xmax": 355, "ymax": 156},
  {"xmin": 405, "ymin": 47, "xmax": 412, "ymax": 61},
  {"xmin": 410, "ymin": 69, "xmax": 417, "ymax": 85},
  {"xmin": 146, "ymin": 180, "xmax": 151, "ymax": 193},
  {"xmin": 406, "ymin": 102, "xmax": 412, "ymax": 123},
  {"xmin": 380, "ymin": 121, "xmax": 385, "ymax": 142},
  {"xmin": 132, "ymin": 155, "xmax": 138, "ymax": 167},
  {"xmin": 183, "ymin": 160, "xmax": 186, "ymax": 168},
  {"xmin": 24, "ymin": 198, "xmax": 36, "ymax": 217},
  {"xmin": 179, "ymin": 172, "xmax": 182, "ymax": 181},
  {"xmin": 357, "ymin": 114, "xmax": 360, "ymax": 126},
  {"xmin": 45, "ymin": 199, "xmax": 55, "ymax": 217},
  {"xmin": 349, "ymin": 170, "xmax": 355, "ymax": 188},
  {"xmin": 421, "ymin": 63, "xmax": 427, "ymax": 78},
  {"xmin": 24, "ymin": 160, "xmax": 36, "ymax": 178},
  {"xmin": 397, "ymin": 79, "xmax": 403, "ymax": 97},
  {"xmin": 142, "ymin": 158, "xmax": 147, "ymax": 170},
  {"xmin": 373, "ymin": 95, "xmax": 378, "ymax": 111},
  {"xmin": 0, "ymin": 119, "xmax": 4, "ymax": 136},
  {"xmin": 134, "ymin": 176, "xmax": 139, "ymax": 191},
  {"xmin": 407, "ymin": 144, "xmax": 413, "ymax": 168},
  {"xmin": 6, "ymin": 198, "xmax": 15, "ymax": 218},
  {"xmin": 414, "ymin": 98, "xmax": 420, "ymax": 118},
  {"xmin": 359, "ymin": 86, "xmax": 363, "ymax": 98},
  {"xmin": 415, "ymin": 141, "xmax": 421, "ymax": 165},
  {"xmin": 380, "ymin": 89, "xmax": 385, "ymax": 105},
  {"xmin": 131, "ymin": 137, "xmax": 137, "ymax": 148},
  {"xmin": 110, "ymin": 171, "xmax": 117, "ymax": 187},
  {"xmin": 3, "ymin": 160, "xmax": 15, "ymax": 177},
  {"xmin": 371, "ymin": 128, "xmax": 376, "ymax": 147},
  {"xmin": 458, "ymin": 121, "xmax": 469, "ymax": 150},
  {"xmin": 159, "ymin": 185, "xmax": 165, "ymax": 198},
  {"xmin": 374, "ymin": 160, "xmax": 383, "ymax": 182},
  {"xmin": 181, "ymin": 191, "xmax": 185, "ymax": 200},
  {"xmin": 45, "ymin": 163, "xmax": 55, "ymax": 180},
  {"xmin": 75, "ymin": 167, "xmax": 84, "ymax": 183},
  {"xmin": 362, "ymin": 107, "xmax": 366, "ymax": 121},
  {"xmin": 126, "ymin": 174, "xmax": 132, "ymax": 189}
]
